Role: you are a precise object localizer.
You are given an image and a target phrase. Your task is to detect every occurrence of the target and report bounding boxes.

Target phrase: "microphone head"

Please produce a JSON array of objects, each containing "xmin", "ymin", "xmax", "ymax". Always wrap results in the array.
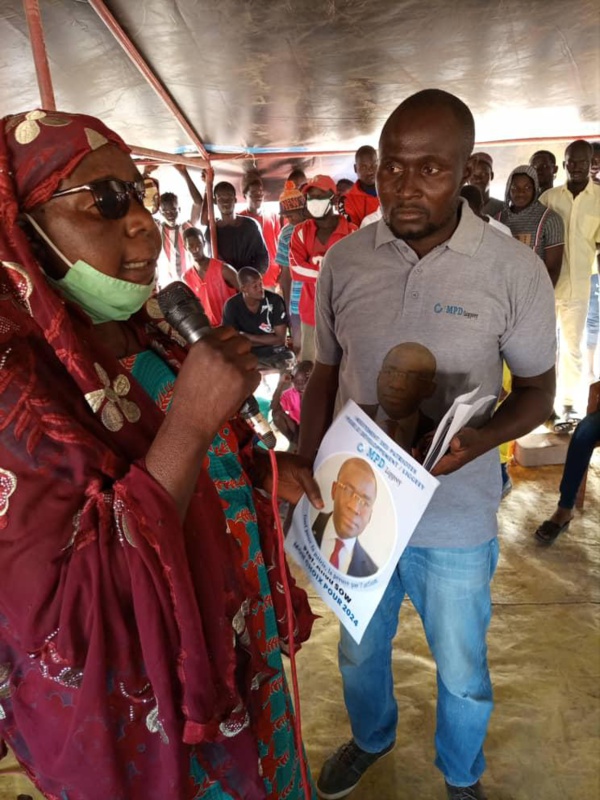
[
  {"xmin": 157, "ymin": 281, "xmax": 211, "ymax": 344},
  {"xmin": 239, "ymin": 396, "xmax": 277, "ymax": 449},
  {"xmin": 259, "ymin": 430, "xmax": 277, "ymax": 450}
]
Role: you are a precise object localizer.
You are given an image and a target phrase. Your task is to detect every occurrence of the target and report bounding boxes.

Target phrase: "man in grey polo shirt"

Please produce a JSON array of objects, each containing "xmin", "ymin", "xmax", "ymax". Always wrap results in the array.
[{"xmin": 300, "ymin": 89, "xmax": 556, "ymax": 800}]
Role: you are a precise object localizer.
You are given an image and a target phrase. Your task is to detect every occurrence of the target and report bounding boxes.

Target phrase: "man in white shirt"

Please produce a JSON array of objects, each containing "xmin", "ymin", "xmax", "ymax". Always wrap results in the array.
[
  {"xmin": 312, "ymin": 458, "xmax": 378, "ymax": 577},
  {"xmin": 540, "ymin": 140, "xmax": 600, "ymax": 416}
]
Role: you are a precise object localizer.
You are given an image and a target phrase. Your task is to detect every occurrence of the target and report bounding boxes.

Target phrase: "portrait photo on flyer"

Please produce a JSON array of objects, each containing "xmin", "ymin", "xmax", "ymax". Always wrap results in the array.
[{"xmin": 286, "ymin": 401, "xmax": 439, "ymax": 643}]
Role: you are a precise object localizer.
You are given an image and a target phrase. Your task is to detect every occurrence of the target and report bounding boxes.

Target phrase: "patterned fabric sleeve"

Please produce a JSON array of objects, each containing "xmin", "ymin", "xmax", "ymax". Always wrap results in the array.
[
  {"xmin": 0, "ymin": 322, "xmax": 267, "ymax": 799},
  {"xmin": 228, "ymin": 417, "xmax": 317, "ymax": 653},
  {"xmin": 543, "ymin": 208, "xmax": 565, "ymax": 248}
]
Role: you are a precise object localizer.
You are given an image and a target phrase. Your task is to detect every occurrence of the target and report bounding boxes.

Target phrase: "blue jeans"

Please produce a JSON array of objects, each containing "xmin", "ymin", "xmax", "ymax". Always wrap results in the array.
[
  {"xmin": 339, "ymin": 538, "xmax": 499, "ymax": 788},
  {"xmin": 586, "ymin": 273, "xmax": 599, "ymax": 349},
  {"xmin": 559, "ymin": 411, "xmax": 600, "ymax": 509}
]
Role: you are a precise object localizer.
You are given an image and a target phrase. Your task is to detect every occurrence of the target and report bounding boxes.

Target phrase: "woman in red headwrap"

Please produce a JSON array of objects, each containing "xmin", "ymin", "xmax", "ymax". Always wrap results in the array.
[{"xmin": 0, "ymin": 109, "xmax": 322, "ymax": 799}]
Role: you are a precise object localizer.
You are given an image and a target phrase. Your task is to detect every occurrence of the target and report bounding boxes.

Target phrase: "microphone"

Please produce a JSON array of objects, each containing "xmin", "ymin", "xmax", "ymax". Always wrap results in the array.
[{"xmin": 157, "ymin": 281, "xmax": 277, "ymax": 449}]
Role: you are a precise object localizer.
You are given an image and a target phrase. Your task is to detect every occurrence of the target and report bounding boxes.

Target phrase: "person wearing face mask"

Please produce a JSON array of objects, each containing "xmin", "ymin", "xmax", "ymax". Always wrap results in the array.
[
  {"xmin": 289, "ymin": 175, "xmax": 357, "ymax": 360},
  {"xmin": 0, "ymin": 109, "xmax": 323, "ymax": 800}
]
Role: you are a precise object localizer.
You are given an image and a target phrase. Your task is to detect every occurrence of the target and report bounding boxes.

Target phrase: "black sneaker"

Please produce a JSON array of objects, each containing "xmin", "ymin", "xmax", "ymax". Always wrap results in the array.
[
  {"xmin": 316, "ymin": 739, "xmax": 395, "ymax": 799},
  {"xmin": 445, "ymin": 780, "xmax": 488, "ymax": 800}
]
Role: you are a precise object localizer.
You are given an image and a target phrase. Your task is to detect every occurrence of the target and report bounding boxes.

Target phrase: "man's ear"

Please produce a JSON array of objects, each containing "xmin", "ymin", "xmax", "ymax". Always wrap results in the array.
[
  {"xmin": 331, "ymin": 481, "xmax": 337, "ymax": 503},
  {"xmin": 553, "ymin": 164, "xmax": 559, "ymax": 176},
  {"xmin": 490, "ymin": 170, "xmax": 495, "ymax": 181}
]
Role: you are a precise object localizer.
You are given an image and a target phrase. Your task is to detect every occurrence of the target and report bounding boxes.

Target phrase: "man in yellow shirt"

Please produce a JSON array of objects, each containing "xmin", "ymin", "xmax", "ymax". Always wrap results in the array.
[{"xmin": 540, "ymin": 140, "xmax": 600, "ymax": 416}]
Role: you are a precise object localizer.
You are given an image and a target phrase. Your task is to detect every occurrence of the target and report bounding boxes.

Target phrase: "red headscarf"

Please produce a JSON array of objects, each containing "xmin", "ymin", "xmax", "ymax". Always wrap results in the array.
[{"xmin": 0, "ymin": 111, "xmax": 312, "ymax": 799}]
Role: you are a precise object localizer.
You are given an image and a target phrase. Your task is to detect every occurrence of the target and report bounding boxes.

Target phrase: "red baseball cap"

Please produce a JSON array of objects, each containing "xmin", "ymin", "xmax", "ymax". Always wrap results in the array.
[{"xmin": 302, "ymin": 174, "xmax": 337, "ymax": 195}]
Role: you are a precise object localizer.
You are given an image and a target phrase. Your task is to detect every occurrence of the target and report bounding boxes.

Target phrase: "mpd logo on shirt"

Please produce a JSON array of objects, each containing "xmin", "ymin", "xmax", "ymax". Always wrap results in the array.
[{"xmin": 433, "ymin": 302, "xmax": 479, "ymax": 320}]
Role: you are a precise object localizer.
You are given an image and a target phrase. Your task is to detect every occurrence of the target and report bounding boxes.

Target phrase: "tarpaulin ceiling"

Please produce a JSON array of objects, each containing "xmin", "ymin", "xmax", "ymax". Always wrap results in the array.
[{"xmin": 1, "ymin": 0, "xmax": 599, "ymax": 190}]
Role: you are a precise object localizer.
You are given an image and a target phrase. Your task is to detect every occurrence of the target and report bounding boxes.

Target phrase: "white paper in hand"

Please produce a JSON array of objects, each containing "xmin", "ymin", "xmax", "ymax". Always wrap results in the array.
[
  {"xmin": 286, "ymin": 400, "xmax": 438, "ymax": 643},
  {"xmin": 423, "ymin": 386, "xmax": 497, "ymax": 471}
]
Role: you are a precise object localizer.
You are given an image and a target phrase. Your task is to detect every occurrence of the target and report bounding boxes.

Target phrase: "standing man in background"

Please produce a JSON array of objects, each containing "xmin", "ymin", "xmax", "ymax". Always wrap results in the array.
[
  {"xmin": 301, "ymin": 89, "xmax": 556, "ymax": 800},
  {"xmin": 276, "ymin": 181, "xmax": 307, "ymax": 353},
  {"xmin": 529, "ymin": 150, "xmax": 559, "ymax": 193},
  {"xmin": 213, "ymin": 181, "xmax": 269, "ymax": 274},
  {"xmin": 467, "ymin": 152, "xmax": 504, "ymax": 217},
  {"xmin": 343, "ymin": 145, "xmax": 380, "ymax": 227},
  {"xmin": 240, "ymin": 176, "xmax": 282, "ymax": 289},
  {"xmin": 540, "ymin": 140, "xmax": 600, "ymax": 416},
  {"xmin": 148, "ymin": 164, "xmax": 204, "ymax": 286}
]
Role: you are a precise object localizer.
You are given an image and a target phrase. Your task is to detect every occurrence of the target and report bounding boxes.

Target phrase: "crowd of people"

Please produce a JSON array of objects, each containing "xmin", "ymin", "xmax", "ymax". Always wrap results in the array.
[
  {"xmin": 153, "ymin": 131, "xmax": 600, "ymax": 486},
  {"xmin": 0, "ymin": 91, "xmax": 597, "ymax": 800}
]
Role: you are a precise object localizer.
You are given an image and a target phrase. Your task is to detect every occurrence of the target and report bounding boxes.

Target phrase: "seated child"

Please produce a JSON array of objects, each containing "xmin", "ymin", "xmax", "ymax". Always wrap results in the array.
[{"xmin": 271, "ymin": 361, "xmax": 313, "ymax": 448}]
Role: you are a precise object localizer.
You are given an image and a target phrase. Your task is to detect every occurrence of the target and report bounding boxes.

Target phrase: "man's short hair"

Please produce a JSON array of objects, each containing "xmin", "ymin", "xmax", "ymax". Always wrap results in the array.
[
  {"xmin": 182, "ymin": 226, "xmax": 203, "ymax": 240},
  {"xmin": 243, "ymin": 176, "xmax": 263, "ymax": 195},
  {"xmin": 592, "ymin": 142, "xmax": 600, "ymax": 154},
  {"xmin": 565, "ymin": 139, "xmax": 593, "ymax": 157},
  {"xmin": 287, "ymin": 168, "xmax": 307, "ymax": 183},
  {"xmin": 530, "ymin": 149, "xmax": 557, "ymax": 166},
  {"xmin": 355, "ymin": 145, "xmax": 377, "ymax": 161},
  {"xmin": 238, "ymin": 266, "xmax": 261, "ymax": 285},
  {"xmin": 160, "ymin": 191, "xmax": 178, "ymax": 204},
  {"xmin": 213, "ymin": 181, "xmax": 236, "ymax": 199},
  {"xmin": 380, "ymin": 89, "xmax": 475, "ymax": 163},
  {"xmin": 336, "ymin": 178, "xmax": 354, "ymax": 193}
]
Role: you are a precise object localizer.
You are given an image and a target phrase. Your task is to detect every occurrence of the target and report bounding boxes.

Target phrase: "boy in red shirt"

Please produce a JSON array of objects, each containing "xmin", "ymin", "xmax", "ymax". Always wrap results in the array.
[
  {"xmin": 289, "ymin": 175, "xmax": 357, "ymax": 360},
  {"xmin": 239, "ymin": 177, "xmax": 282, "ymax": 290},
  {"xmin": 343, "ymin": 145, "xmax": 380, "ymax": 227},
  {"xmin": 182, "ymin": 227, "xmax": 239, "ymax": 326}
]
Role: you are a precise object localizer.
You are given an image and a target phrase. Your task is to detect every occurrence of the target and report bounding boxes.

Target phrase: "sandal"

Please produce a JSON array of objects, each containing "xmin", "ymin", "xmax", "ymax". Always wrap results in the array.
[
  {"xmin": 534, "ymin": 518, "xmax": 571, "ymax": 545},
  {"xmin": 553, "ymin": 419, "xmax": 580, "ymax": 435}
]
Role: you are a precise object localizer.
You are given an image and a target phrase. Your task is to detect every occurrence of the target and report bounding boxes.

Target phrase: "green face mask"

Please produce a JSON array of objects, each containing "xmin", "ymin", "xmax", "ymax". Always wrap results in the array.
[{"xmin": 26, "ymin": 215, "xmax": 155, "ymax": 324}]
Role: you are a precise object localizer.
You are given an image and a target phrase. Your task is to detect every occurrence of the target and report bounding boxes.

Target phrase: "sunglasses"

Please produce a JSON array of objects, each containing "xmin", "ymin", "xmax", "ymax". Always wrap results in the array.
[{"xmin": 51, "ymin": 176, "xmax": 160, "ymax": 220}]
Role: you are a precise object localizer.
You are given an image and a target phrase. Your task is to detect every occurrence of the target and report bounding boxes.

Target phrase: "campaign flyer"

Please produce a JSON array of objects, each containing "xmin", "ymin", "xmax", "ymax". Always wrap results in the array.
[{"xmin": 286, "ymin": 400, "xmax": 439, "ymax": 643}]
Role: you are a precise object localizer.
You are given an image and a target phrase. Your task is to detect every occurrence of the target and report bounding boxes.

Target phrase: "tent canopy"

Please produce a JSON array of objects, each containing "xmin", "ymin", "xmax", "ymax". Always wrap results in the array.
[{"xmin": 1, "ymin": 0, "xmax": 599, "ymax": 192}]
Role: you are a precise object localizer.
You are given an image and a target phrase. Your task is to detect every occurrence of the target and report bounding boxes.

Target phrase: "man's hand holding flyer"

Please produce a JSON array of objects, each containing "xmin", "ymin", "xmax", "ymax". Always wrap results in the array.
[{"xmin": 286, "ymin": 400, "xmax": 438, "ymax": 643}]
